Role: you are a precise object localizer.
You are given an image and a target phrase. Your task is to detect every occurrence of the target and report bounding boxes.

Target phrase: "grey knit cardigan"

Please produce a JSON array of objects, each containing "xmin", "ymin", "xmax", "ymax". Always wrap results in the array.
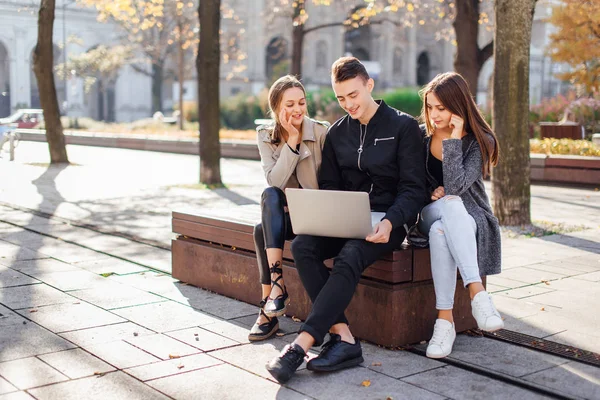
[{"xmin": 423, "ymin": 130, "xmax": 502, "ymax": 276}]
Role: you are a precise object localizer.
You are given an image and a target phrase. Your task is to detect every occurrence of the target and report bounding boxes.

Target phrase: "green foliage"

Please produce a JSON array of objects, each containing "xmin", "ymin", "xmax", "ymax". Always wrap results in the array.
[
  {"xmin": 220, "ymin": 93, "xmax": 268, "ymax": 130},
  {"xmin": 377, "ymin": 88, "xmax": 423, "ymax": 118}
]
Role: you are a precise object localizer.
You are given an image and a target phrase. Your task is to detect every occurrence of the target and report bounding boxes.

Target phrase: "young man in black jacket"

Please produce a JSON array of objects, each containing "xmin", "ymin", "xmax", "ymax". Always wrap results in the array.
[{"xmin": 266, "ymin": 57, "xmax": 427, "ymax": 383}]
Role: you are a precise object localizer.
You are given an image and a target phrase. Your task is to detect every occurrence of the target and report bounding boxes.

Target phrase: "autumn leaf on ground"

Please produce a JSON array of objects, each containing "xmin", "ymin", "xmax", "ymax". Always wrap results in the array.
[
  {"xmin": 292, "ymin": 316, "xmax": 301, "ymax": 323},
  {"xmin": 29, "ymin": 309, "xmax": 38, "ymax": 313},
  {"xmin": 177, "ymin": 364, "xmax": 185, "ymax": 369},
  {"xmin": 276, "ymin": 332, "xmax": 285, "ymax": 337},
  {"xmin": 169, "ymin": 354, "xmax": 181, "ymax": 359},
  {"xmin": 371, "ymin": 362, "xmax": 382, "ymax": 367},
  {"xmin": 541, "ymin": 307, "xmax": 546, "ymax": 311},
  {"xmin": 541, "ymin": 280, "xmax": 550, "ymax": 285},
  {"xmin": 361, "ymin": 380, "xmax": 371, "ymax": 387}
]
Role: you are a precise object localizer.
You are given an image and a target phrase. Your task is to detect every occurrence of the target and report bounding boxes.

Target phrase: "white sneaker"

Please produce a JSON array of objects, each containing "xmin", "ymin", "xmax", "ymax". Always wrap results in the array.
[
  {"xmin": 426, "ymin": 319, "xmax": 456, "ymax": 359},
  {"xmin": 471, "ymin": 291, "xmax": 504, "ymax": 332}
]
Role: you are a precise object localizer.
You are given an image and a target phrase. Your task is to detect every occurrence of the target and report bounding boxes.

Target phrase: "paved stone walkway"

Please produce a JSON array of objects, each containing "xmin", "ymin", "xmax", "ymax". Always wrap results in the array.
[{"xmin": 0, "ymin": 142, "xmax": 598, "ymax": 399}]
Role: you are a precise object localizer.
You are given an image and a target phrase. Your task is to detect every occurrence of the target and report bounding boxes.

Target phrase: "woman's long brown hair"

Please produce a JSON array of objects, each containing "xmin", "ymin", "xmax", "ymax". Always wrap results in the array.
[
  {"xmin": 267, "ymin": 75, "xmax": 307, "ymax": 144},
  {"xmin": 419, "ymin": 72, "xmax": 499, "ymax": 177}
]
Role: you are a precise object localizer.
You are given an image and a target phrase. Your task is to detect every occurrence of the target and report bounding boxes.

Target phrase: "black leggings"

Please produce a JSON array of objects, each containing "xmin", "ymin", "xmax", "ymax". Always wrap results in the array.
[{"xmin": 253, "ymin": 187, "xmax": 295, "ymax": 285}]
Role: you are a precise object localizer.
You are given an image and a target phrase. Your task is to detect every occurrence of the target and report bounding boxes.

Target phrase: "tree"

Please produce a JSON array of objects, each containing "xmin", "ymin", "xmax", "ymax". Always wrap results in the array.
[
  {"xmin": 197, "ymin": 0, "xmax": 222, "ymax": 185},
  {"xmin": 267, "ymin": 0, "xmax": 377, "ymax": 79},
  {"xmin": 547, "ymin": 0, "xmax": 600, "ymax": 94},
  {"xmin": 78, "ymin": 0, "xmax": 196, "ymax": 113},
  {"xmin": 34, "ymin": 0, "xmax": 69, "ymax": 164},
  {"xmin": 491, "ymin": 0, "xmax": 537, "ymax": 226}
]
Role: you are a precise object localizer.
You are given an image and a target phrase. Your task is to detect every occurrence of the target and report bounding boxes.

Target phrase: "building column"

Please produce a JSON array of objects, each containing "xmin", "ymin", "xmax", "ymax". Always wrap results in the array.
[
  {"xmin": 406, "ymin": 25, "xmax": 417, "ymax": 86},
  {"xmin": 13, "ymin": 28, "xmax": 30, "ymax": 108}
]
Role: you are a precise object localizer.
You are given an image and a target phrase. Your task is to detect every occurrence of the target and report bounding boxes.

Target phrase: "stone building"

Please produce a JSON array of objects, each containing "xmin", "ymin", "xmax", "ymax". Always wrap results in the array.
[{"xmin": 0, "ymin": 0, "xmax": 572, "ymax": 121}]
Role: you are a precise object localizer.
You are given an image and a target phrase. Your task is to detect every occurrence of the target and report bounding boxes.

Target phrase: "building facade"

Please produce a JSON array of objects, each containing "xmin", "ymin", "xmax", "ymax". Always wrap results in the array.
[{"xmin": 0, "ymin": 0, "xmax": 572, "ymax": 121}]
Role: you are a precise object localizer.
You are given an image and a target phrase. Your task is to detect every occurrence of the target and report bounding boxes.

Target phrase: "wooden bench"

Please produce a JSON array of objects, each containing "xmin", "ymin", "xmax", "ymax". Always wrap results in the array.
[{"xmin": 171, "ymin": 205, "xmax": 480, "ymax": 347}]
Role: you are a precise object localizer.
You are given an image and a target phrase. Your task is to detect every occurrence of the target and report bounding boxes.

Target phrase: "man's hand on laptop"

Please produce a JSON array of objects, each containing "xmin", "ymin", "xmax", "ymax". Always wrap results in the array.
[{"xmin": 366, "ymin": 219, "xmax": 393, "ymax": 243}]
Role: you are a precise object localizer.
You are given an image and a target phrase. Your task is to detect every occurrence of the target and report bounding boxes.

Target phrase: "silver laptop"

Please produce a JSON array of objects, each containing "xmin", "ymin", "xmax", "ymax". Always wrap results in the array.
[{"xmin": 285, "ymin": 188, "xmax": 385, "ymax": 239}]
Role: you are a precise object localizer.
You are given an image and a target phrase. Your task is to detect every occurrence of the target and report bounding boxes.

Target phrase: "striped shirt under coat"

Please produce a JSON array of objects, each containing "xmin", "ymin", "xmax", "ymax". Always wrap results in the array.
[{"xmin": 423, "ymin": 132, "xmax": 502, "ymax": 276}]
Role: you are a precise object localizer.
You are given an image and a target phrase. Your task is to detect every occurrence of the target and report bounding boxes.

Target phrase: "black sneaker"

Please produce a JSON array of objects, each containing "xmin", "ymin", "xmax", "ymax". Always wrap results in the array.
[
  {"xmin": 306, "ymin": 334, "xmax": 363, "ymax": 372},
  {"xmin": 266, "ymin": 343, "xmax": 306, "ymax": 383},
  {"xmin": 248, "ymin": 300, "xmax": 279, "ymax": 342}
]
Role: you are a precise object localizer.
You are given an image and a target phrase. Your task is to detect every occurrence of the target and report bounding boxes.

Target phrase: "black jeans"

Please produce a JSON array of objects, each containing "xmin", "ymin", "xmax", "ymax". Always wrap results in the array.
[
  {"xmin": 253, "ymin": 187, "xmax": 295, "ymax": 285},
  {"xmin": 290, "ymin": 229, "xmax": 407, "ymax": 345}
]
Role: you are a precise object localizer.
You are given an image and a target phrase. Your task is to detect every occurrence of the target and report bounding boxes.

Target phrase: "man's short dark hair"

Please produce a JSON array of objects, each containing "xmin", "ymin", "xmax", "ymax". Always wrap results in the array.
[{"xmin": 331, "ymin": 57, "xmax": 370, "ymax": 83}]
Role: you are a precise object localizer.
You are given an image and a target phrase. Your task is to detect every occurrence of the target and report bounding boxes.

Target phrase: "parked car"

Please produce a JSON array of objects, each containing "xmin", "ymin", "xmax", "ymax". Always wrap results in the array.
[{"xmin": 0, "ymin": 109, "xmax": 44, "ymax": 129}]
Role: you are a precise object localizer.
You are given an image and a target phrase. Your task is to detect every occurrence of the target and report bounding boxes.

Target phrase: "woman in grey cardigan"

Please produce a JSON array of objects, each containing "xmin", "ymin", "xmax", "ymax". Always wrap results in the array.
[
  {"xmin": 249, "ymin": 75, "xmax": 329, "ymax": 341},
  {"xmin": 418, "ymin": 72, "xmax": 503, "ymax": 359}
]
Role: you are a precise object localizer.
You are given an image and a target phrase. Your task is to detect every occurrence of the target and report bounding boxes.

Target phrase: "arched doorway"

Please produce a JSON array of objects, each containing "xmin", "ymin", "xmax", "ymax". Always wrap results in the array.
[
  {"xmin": 30, "ymin": 45, "xmax": 65, "ymax": 110},
  {"xmin": 417, "ymin": 52, "xmax": 430, "ymax": 86},
  {"xmin": 0, "ymin": 41, "xmax": 10, "ymax": 117},
  {"xmin": 265, "ymin": 36, "xmax": 289, "ymax": 83}
]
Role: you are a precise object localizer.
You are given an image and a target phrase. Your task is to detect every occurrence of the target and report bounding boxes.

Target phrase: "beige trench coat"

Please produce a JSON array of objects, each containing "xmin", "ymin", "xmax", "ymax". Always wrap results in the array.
[{"xmin": 256, "ymin": 116, "xmax": 329, "ymax": 190}]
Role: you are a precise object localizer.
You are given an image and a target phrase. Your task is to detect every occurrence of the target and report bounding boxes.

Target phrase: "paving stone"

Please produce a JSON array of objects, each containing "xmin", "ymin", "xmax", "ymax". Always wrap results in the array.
[
  {"xmin": 161, "ymin": 283, "xmax": 258, "ymax": 319},
  {"xmin": 526, "ymin": 257, "xmax": 600, "ymax": 274},
  {"xmin": 497, "ymin": 267, "xmax": 569, "ymax": 285},
  {"xmin": 0, "ymin": 357, "xmax": 68, "ymax": 390},
  {"xmin": 69, "ymin": 286, "xmax": 165, "ymax": 310},
  {"xmin": 572, "ymin": 270, "xmax": 600, "ymax": 282},
  {"xmin": 403, "ymin": 365, "xmax": 548, "ymax": 399},
  {"xmin": 109, "ymin": 272, "xmax": 179, "ymax": 295},
  {"xmin": 0, "ymin": 267, "xmax": 40, "ymax": 288},
  {"xmin": 210, "ymin": 338, "xmax": 301, "ymax": 380},
  {"xmin": 0, "ymin": 391, "xmax": 35, "ymax": 400},
  {"xmin": 492, "ymin": 295, "xmax": 547, "ymax": 320},
  {"xmin": 84, "ymin": 340, "xmax": 161, "ymax": 369},
  {"xmin": 0, "ymin": 283, "xmax": 77, "ymax": 310},
  {"xmin": 0, "ymin": 323, "xmax": 76, "ymax": 362},
  {"xmin": 37, "ymin": 348, "xmax": 115, "ymax": 379},
  {"xmin": 523, "ymin": 362, "xmax": 600, "ymax": 400},
  {"xmin": 165, "ymin": 327, "xmax": 240, "ymax": 352},
  {"xmin": 73, "ymin": 258, "xmax": 148, "ymax": 275},
  {"xmin": 27, "ymin": 270, "xmax": 113, "ymax": 292},
  {"xmin": 0, "ymin": 377, "xmax": 16, "ymax": 395},
  {"xmin": 28, "ymin": 371, "xmax": 169, "ymax": 400},
  {"xmin": 59, "ymin": 322, "xmax": 155, "ymax": 347},
  {"xmin": 32, "ymin": 242, "xmax": 110, "ymax": 264},
  {"xmin": 17, "ymin": 302, "xmax": 125, "ymax": 333},
  {"xmin": 147, "ymin": 363, "xmax": 306, "ymax": 400},
  {"xmin": 495, "ymin": 284, "xmax": 555, "ymax": 299},
  {"xmin": 544, "ymin": 330, "xmax": 600, "ymax": 354},
  {"xmin": 286, "ymin": 364, "xmax": 445, "ymax": 400},
  {"xmin": 124, "ymin": 353, "xmax": 222, "ymax": 381},
  {"xmin": 5, "ymin": 259, "xmax": 78, "ymax": 274},
  {"xmin": 486, "ymin": 276, "xmax": 529, "ymax": 289},
  {"xmin": 361, "ymin": 342, "xmax": 444, "ymax": 379},
  {"xmin": 107, "ymin": 247, "xmax": 172, "ymax": 274},
  {"xmin": 525, "ymin": 262, "xmax": 590, "ymax": 277},
  {"xmin": 200, "ymin": 320, "xmax": 255, "ymax": 344},
  {"xmin": 440, "ymin": 335, "xmax": 568, "ymax": 377},
  {"xmin": 124, "ymin": 333, "xmax": 200, "ymax": 360},
  {"xmin": 0, "ymin": 306, "xmax": 26, "ymax": 328},
  {"xmin": 0, "ymin": 243, "xmax": 47, "ymax": 263},
  {"xmin": 111, "ymin": 301, "xmax": 220, "ymax": 333}
]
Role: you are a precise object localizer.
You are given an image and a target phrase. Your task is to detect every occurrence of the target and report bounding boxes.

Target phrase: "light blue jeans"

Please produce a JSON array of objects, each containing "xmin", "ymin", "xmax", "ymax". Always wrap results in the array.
[{"xmin": 418, "ymin": 196, "xmax": 482, "ymax": 310}]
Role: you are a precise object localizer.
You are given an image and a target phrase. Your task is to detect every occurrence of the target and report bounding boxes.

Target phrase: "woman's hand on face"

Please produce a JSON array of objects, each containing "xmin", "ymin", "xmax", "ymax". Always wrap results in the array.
[
  {"xmin": 449, "ymin": 114, "xmax": 464, "ymax": 139},
  {"xmin": 279, "ymin": 107, "xmax": 300, "ymax": 146},
  {"xmin": 431, "ymin": 186, "xmax": 445, "ymax": 201},
  {"xmin": 366, "ymin": 219, "xmax": 393, "ymax": 243}
]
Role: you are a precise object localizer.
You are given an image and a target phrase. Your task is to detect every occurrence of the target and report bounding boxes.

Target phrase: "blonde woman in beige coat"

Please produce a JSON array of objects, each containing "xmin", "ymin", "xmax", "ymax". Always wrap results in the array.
[{"xmin": 249, "ymin": 75, "xmax": 329, "ymax": 341}]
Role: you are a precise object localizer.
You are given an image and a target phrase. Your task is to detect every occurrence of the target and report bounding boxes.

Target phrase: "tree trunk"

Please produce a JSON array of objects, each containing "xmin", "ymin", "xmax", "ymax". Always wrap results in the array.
[
  {"xmin": 453, "ymin": 0, "xmax": 493, "ymax": 97},
  {"xmin": 290, "ymin": 2, "xmax": 305, "ymax": 79},
  {"xmin": 33, "ymin": 0, "xmax": 69, "ymax": 164},
  {"xmin": 197, "ymin": 0, "xmax": 222, "ymax": 185},
  {"xmin": 491, "ymin": 0, "xmax": 537, "ymax": 226},
  {"xmin": 291, "ymin": 26, "xmax": 305, "ymax": 79},
  {"xmin": 151, "ymin": 62, "xmax": 164, "ymax": 113}
]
